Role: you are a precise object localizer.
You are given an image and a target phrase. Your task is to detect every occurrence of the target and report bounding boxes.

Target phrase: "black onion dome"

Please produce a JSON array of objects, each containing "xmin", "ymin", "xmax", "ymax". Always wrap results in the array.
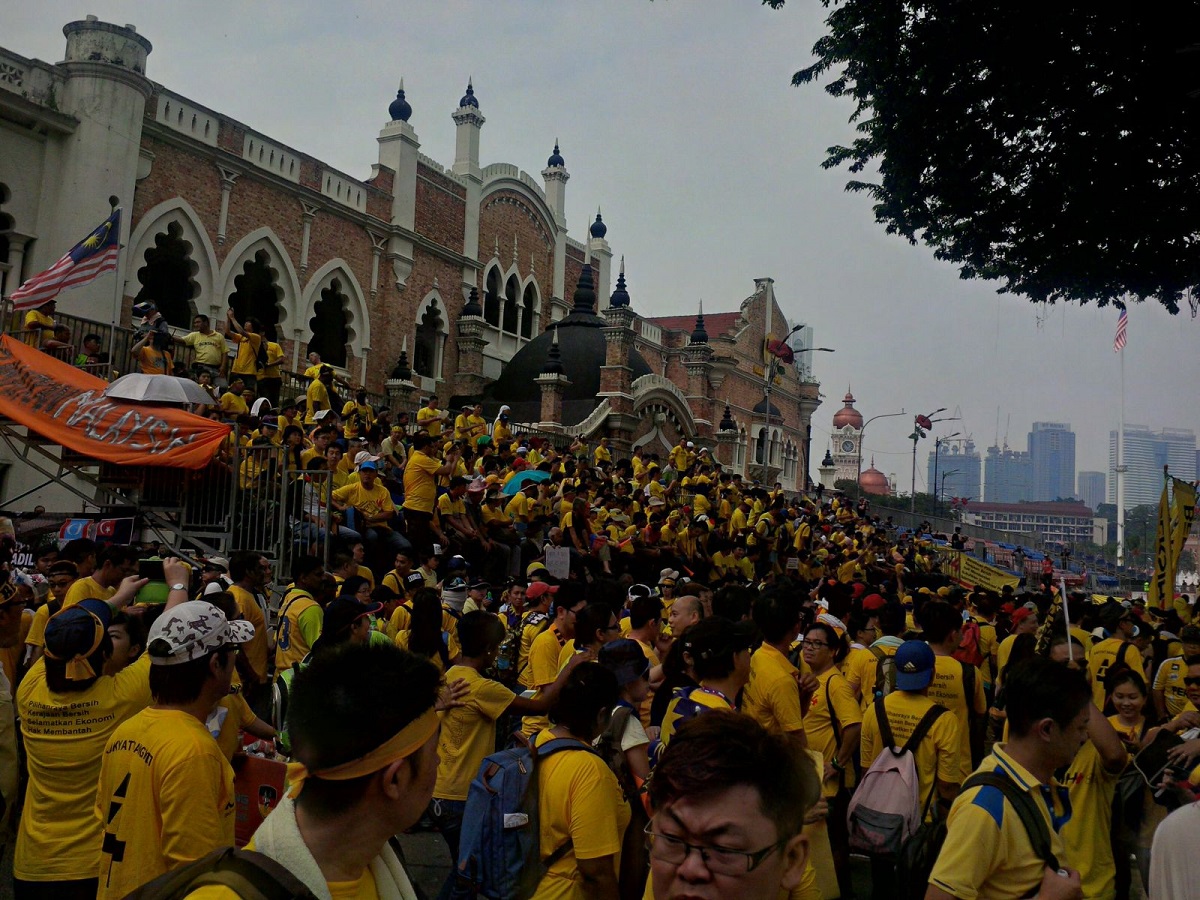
[
  {"xmin": 609, "ymin": 259, "xmax": 630, "ymax": 308},
  {"xmin": 720, "ymin": 405, "xmax": 737, "ymax": 431},
  {"xmin": 690, "ymin": 302, "xmax": 708, "ymax": 344},
  {"xmin": 388, "ymin": 82, "xmax": 412, "ymax": 122},
  {"xmin": 462, "ymin": 286, "xmax": 483, "ymax": 317},
  {"xmin": 483, "ymin": 264, "xmax": 652, "ymax": 426},
  {"xmin": 590, "ymin": 210, "xmax": 607, "ymax": 239},
  {"xmin": 821, "ymin": 447, "xmax": 835, "ymax": 466},
  {"xmin": 459, "ymin": 80, "xmax": 479, "ymax": 108},
  {"xmin": 753, "ymin": 397, "xmax": 782, "ymax": 419},
  {"xmin": 541, "ymin": 328, "xmax": 565, "ymax": 375},
  {"xmin": 547, "ymin": 140, "xmax": 565, "ymax": 167}
]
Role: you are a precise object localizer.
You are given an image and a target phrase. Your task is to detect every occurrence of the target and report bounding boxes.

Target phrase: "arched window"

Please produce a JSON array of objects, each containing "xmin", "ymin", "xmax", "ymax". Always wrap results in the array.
[
  {"xmin": 520, "ymin": 283, "xmax": 537, "ymax": 339},
  {"xmin": 483, "ymin": 267, "xmax": 501, "ymax": 327},
  {"xmin": 133, "ymin": 221, "xmax": 199, "ymax": 328},
  {"xmin": 307, "ymin": 278, "xmax": 350, "ymax": 368},
  {"xmin": 502, "ymin": 275, "xmax": 519, "ymax": 334},
  {"xmin": 414, "ymin": 298, "xmax": 445, "ymax": 380},
  {"xmin": 755, "ymin": 427, "xmax": 767, "ymax": 465},
  {"xmin": 228, "ymin": 250, "xmax": 282, "ymax": 341}
]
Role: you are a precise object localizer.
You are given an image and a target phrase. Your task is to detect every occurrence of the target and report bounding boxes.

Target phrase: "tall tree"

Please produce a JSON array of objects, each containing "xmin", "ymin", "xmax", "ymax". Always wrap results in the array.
[{"xmin": 774, "ymin": 1, "xmax": 1200, "ymax": 313}]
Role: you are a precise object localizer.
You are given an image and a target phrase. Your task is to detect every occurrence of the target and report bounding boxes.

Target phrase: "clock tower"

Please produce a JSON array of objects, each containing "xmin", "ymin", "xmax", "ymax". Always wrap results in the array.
[{"xmin": 830, "ymin": 390, "xmax": 864, "ymax": 483}]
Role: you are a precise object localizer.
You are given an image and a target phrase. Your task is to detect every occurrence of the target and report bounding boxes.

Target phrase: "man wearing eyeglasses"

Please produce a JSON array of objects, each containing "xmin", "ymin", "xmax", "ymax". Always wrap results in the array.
[{"xmin": 645, "ymin": 713, "xmax": 820, "ymax": 898}]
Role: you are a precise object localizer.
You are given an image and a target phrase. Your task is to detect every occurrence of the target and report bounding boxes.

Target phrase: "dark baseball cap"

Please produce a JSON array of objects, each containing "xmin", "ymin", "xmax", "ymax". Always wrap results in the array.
[
  {"xmin": 322, "ymin": 596, "xmax": 382, "ymax": 638},
  {"xmin": 598, "ymin": 638, "xmax": 649, "ymax": 686}
]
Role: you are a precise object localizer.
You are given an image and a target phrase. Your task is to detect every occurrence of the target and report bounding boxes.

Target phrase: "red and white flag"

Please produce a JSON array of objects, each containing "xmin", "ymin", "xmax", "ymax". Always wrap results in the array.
[
  {"xmin": 10, "ymin": 210, "xmax": 120, "ymax": 312},
  {"xmin": 1113, "ymin": 308, "xmax": 1128, "ymax": 352}
]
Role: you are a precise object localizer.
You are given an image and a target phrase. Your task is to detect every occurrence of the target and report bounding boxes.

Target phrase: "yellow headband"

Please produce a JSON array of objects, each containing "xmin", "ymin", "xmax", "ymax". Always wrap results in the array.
[
  {"xmin": 286, "ymin": 706, "xmax": 439, "ymax": 799},
  {"xmin": 42, "ymin": 611, "xmax": 105, "ymax": 681}
]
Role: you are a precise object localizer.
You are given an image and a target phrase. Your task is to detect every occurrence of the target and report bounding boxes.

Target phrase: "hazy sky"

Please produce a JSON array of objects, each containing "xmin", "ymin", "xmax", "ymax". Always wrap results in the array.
[{"xmin": 6, "ymin": 2, "xmax": 1198, "ymax": 483}]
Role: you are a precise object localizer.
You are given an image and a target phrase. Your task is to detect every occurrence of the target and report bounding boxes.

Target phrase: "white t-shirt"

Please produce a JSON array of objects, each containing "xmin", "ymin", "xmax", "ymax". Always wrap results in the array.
[{"xmin": 1151, "ymin": 801, "xmax": 1200, "ymax": 897}]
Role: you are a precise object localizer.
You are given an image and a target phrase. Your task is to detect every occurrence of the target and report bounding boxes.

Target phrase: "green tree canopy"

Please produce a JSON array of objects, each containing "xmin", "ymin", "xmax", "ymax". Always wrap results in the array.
[{"xmin": 776, "ymin": 1, "xmax": 1200, "ymax": 313}]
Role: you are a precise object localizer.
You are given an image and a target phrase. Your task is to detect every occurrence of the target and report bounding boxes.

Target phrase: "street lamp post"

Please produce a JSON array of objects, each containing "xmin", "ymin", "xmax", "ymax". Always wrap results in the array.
[
  {"xmin": 791, "ymin": 346, "xmax": 834, "ymax": 489},
  {"xmin": 856, "ymin": 409, "xmax": 907, "ymax": 500},
  {"xmin": 940, "ymin": 469, "xmax": 961, "ymax": 508},
  {"xmin": 931, "ymin": 431, "xmax": 961, "ymax": 506},
  {"xmin": 761, "ymin": 325, "xmax": 832, "ymax": 485},
  {"xmin": 909, "ymin": 409, "xmax": 958, "ymax": 513}
]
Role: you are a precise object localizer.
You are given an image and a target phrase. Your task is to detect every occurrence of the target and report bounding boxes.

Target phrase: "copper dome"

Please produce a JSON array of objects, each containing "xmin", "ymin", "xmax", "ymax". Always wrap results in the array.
[
  {"xmin": 832, "ymin": 391, "xmax": 863, "ymax": 429},
  {"xmin": 859, "ymin": 460, "xmax": 890, "ymax": 496}
]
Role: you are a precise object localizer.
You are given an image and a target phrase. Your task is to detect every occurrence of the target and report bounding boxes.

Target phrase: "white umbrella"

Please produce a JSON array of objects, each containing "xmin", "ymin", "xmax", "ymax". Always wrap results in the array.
[{"xmin": 103, "ymin": 373, "xmax": 215, "ymax": 406}]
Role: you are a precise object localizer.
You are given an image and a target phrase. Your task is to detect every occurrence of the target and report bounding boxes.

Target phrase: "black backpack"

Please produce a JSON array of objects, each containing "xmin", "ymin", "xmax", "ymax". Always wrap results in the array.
[{"xmin": 121, "ymin": 847, "xmax": 318, "ymax": 900}]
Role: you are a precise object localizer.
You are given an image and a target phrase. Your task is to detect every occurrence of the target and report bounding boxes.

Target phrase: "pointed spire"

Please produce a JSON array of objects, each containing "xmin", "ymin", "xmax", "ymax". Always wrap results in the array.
[
  {"xmin": 541, "ymin": 327, "xmax": 565, "ymax": 375},
  {"xmin": 392, "ymin": 332, "xmax": 412, "ymax": 380},
  {"xmin": 547, "ymin": 139, "xmax": 565, "ymax": 168},
  {"xmin": 608, "ymin": 256, "xmax": 630, "ymax": 308},
  {"xmin": 388, "ymin": 77, "xmax": 412, "ymax": 122},
  {"xmin": 821, "ymin": 445, "xmax": 834, "ymax": 466},
  {"xmin": 690, "ymin": 299, "xmax": 708, "ymax": 344},
  {"xmin": 720, "ymin": 404, "xmax": 737, "ymax": 432},
  {"xmin": 571, "ymin": 264, "xmax": 597, "ymax": 315},
  {"xmin": 462, "ymin": 286, "xmax": 483, "ymax": 317},
  {"xmin": 458, "ymin": 78, "xmax": 479, "ymax": 109}
]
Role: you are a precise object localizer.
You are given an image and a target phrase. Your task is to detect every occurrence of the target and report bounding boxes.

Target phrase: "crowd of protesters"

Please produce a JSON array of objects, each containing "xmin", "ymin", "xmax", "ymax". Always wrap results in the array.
[{"xmin": 7, "ymin": 296, "xmax": 1200, "ymax": 899}]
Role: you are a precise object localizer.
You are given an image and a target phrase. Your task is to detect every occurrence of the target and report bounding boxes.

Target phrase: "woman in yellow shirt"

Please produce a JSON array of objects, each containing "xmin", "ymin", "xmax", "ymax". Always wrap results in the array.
[
  {"xmin": 395, "ymin": 589, "xmax": 460, "ymax": 673},
  {"xmin": 531, "ymin": 662, "xmax": 629, "ymax": 900}
]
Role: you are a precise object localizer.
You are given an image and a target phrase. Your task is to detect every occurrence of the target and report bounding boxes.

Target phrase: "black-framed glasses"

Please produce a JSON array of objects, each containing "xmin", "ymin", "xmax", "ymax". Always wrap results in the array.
[
  {"xmin": 800, "ymin": 640, "xmax": 829, "ymax": 650},
  {"xmin": 644, "ymin": 823, "xmax": 784, "ymax": 875}
]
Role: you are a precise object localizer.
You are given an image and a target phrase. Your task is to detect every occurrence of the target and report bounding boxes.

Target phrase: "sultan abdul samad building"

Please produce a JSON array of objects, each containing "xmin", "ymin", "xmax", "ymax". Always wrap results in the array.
[{"xmin": 0, "ymin": 17, "xmax": 822, "ymax": 488}]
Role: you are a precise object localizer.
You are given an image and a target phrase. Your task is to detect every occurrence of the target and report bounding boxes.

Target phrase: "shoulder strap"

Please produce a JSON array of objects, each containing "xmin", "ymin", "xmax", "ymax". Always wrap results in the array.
[
  {"xmin": 1116, "ymin": 641, "xmax": 1131, "ymax": 670},
  {"xmin": 874, "ymin": 695, "xmax": 896, "ymax": 751},
  {"xmin": 963, "ymin": 772, "xmax": 1060, "ymax": 871},
  {"xmin": 901, "ymin": 704, "xmax": 948, "ymax": 756},
  {"xmin": 535, "ymin": 736, "xmax": 593, "ymax": 761},
  {"xmin": 960, "ymin": 660, "xmax": 977, "ymax": 710},
  {"xmin": 124, "ymin": 847, "xmax": 319, "ymax": 900},
  {"xmin": 825, "ymin": 675, "xmax": 842, "ymax": 744}
]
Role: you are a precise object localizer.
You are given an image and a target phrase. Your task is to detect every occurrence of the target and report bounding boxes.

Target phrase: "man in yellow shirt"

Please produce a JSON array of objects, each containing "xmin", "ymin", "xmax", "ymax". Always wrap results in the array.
[
  {"xmin": 332, "ymin": 460, "xmax": 412, "ymax": 562},
  {"xmin": 1153, "ymin": 624, "xmax": 1200, "ymax": 719},
  {"xmin": 1089, "ymin": 607, "xmax": 1144, "ymax": 710},
  {"xmin": 274, "ymin": 556, "xmax": 326, "ymax": 677},
  {"xmin": 227, "ymin": 551, "xmax": 272, "ymax": 699},
  {"xmin": 743, "ymin": 589, "xmax": 810, "ymax": 754},
  {"xmin": 921, "ymin": 600, "xmax": 988, "ymax": 781},
  {"xmin": 417, "ymin": 395, "xmax": 449, "ymax": 436},
  {"xmin": 96, "ymin": 596, "xmax": 255, "ymax": 899},
  {"xmin": 23, "ymin": 299, "xmax": 57, "ymax": 347},
  {"xmin": 180, "ymin": 314, "xmax": 229, "ymax": 380},
  {"xmin": 224, "ymin": 307, "xmax": 263, "ymax": 393},
  {"xmin": 305, "ymin": 366, "xmax": 334, "ymax": 425},
  {"xmin": 258, "ymin": 339, "xmax": 284, "ymax": 405},
  {"xmin": 219, "ymin": 377, "xmax": 249, "ymax": 418},
  {"xmin": 402, "ymin": 433, "xmax": 461, "ymax": 557},
  {"xmin": 341, "ymin": 388, "xmax": 375, "ymax": 439},
  {"xmin": 927, "ymin": 656, "xmax": 1090, "ymax": 900},
  {"xmin": 523, "ymin": 586, "xmax": 588, "ymax": 735}
]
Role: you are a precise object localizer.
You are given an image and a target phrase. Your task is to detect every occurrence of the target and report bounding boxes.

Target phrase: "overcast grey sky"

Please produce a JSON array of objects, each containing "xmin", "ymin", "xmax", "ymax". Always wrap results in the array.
[{"xmin": 6, "ymin": 1, "xmax": 1198, "ymax": 484}]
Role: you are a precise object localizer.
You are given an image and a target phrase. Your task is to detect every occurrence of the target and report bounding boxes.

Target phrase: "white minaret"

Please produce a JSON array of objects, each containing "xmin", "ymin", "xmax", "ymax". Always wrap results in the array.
[
  {"xmin": 587, "ymin": 209, "xmax": 612, "ymax": 305},
  {"xmin": 376, "ymin": 79, "xmax": 419, "ymax": 290},
  {"xmin": 542, "ymin": 141, "xmax": 570, "ymax": 312},
  {"xmin": 452, "ymin": 80, "xmax": 485, "ymax": 297}
]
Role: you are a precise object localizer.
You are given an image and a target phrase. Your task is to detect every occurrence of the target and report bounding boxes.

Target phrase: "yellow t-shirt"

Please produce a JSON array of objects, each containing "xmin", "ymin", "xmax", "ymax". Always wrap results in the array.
[
  {"xmin": 220, "ymin": 391, "xmax": 249, "ymax": 417},
  {"xmin": 14, "ymin": 656, "xmax": 153, "ymax": 881},
  {"xmin": 334, "ymin": 481, "xmax": 396, "ymax": 527},
  {"xmin": 275, "ymin": 590, "xmax": 322, "ymax": 675},
  {"xmin": 261, "ymin": 341, "xmax": 283, "ymax": 378},
  {"xmin": 1089, "ymin": 638, "xmax": 1143, "ymax": 710},
  {"xmin": 805, "ymin": 668, "xmax": 862, "ymax": 796},
  {"xmin": 519, "ymin": 613, "xmax": 553, "ymax": 689},
  {"xmin": 213, "ymin": 690, "xmax": 258, "ymax": 761},
  {"xmin": 416, "ymin": 406, "xmax": 445, "ymax": 436},
  {"xmin": 1060, "ymin": 739, "xmax": 1123, "ymax": 899},
  {"xmin": 402, "ymin": 450, "xmax": 441, "ymax": 514},
  {"xmin": 230, "ymin": 330, "xmax": 262, "ymax": 376},
  {"xmin": 1154, "ymin": 656, "xmax": 1192, "ymax": 718},
  {"xmin": 742, "ymin": 643, "xmax": 806, "ymax": 737},
  {"xmin": 657, "ymin": 686, "xmax": 735, "ymax": 754},
  {"xmin": 971, "ymin": 617, "xmax": 999, "ymax": 687},
  {"xmin": 342, "ymin": 401, "xmax": 374, "ymax": 439},
  {"xmin": 184, "ymin": 331, "xmax": 228, "ymax": 367},
  {"xmin": 394, "ymin": 630, "xmax": 460, "ymax": 674},
  {"xmin": 437, "ymin": 492, "xmax": 466, "ymax": 518},
  {"xmin": 228, "ymin": 585, "xmax": 268, "ymax": 684},
  {"xmin": 434, "ymin": 666, "xmax": 516, "ymax": 801},
  {"xmin": 24, "ymin": 308, "xmax": 55, "ymax": 345},
  {"xmin": 860, "ymin": 691, "xmax": 961, "ymax": 817},
  {"xmin": 305, "ymin": 379, "xmax": 331, "ymax": 425},
  {"xmin": 189, "ymin": 866, "xmax": 380, "ymax": 900},
  {"xmin": 96, "ymin": 707, "xmax": 236, "ymax": 900},
  {"xmin": 530, "ymin": 730, "xmax": 631, "ymax": 900},
  {"xmin": 927, "ymin": 654, "xmax": 987, "ymax": 782},
  {"xmin": 840, "ymin": 646, "xmax": 876, "ymax": 701},
  {"xmin": 523, "ymin": 624, "xmax": 568, "ymax": 735},
  {"xmin": 929, "ymin": 746, "xmax": 1069, "ymax": 900}
]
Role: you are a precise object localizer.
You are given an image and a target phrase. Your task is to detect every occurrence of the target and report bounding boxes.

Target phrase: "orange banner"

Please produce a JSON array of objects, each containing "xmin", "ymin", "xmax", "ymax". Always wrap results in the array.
[{"xmin": 0, "ymin": 335, "xmax": 229, "ymax": 469}]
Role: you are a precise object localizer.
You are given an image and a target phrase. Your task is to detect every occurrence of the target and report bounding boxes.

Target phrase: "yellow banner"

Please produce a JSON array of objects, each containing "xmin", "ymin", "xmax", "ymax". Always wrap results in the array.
[
  {"xmin": 937, "ymin": 547, "xmax": 1020, "ymax": 593},
  {"xmin": 1149, "ymin": 483, "xmax": 1172, "ymax": 610}
]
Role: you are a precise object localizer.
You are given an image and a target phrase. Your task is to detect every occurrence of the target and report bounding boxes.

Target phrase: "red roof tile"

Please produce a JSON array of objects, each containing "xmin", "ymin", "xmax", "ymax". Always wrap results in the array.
[{"xmin": 647, "ymin": 312, "xmax": 742, "ymax": 336}]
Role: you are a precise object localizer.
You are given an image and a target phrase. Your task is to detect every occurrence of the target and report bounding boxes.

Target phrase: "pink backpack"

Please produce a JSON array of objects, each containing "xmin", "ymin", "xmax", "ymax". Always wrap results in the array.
[{"xmin": 847, "ymin": 698, "xmax": 947, "ymax": 856}]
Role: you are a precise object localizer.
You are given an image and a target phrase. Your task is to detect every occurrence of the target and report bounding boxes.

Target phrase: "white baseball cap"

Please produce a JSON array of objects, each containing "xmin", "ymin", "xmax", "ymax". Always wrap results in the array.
[{"xmin": 146, "ymin": 600, "xmax": 256, "ymax": 666}]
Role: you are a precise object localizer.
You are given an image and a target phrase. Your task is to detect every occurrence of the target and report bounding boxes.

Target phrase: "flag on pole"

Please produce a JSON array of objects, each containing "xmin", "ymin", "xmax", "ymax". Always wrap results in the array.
[
  {"xmin": 1113, "ymin": 307, "xmax": 1128, "ymax": 352},
  {"xmin": 10, "ymin": 210, "xmax": 120, "ymax": 312}
]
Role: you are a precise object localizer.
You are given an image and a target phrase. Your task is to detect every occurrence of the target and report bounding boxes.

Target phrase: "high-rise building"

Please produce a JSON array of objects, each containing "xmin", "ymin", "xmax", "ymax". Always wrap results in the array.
[
  {"xmin": 1109, "ymin": 427, "xmax": 1198, "ymax": 509},
  {"xmin": 1028, "ymin": 422, "xmax": 1076, "ymax": 501},
  {"xmin": 985, "ymin": 446, "xmax": 1033, "ymax": 503},
  {"xmin": 926, "ymin": 438, "xmax": 982, "ymax": 502},
  {"xmin": 1077, "ymin": 471, "xmax": 1106, "ymax": 511}
]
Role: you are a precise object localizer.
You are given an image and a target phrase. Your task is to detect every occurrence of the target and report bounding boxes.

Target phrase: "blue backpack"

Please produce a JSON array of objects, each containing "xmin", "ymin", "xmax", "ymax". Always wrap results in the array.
[{"xmin": 455, "ymin": 736, "xmax": 590, "ymax": 899}]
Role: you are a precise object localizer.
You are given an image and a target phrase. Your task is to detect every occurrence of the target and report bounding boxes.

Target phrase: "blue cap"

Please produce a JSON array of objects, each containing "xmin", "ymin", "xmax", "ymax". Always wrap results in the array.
[{"xmin": 894, "ymin": 640, "xmax": 936, "ymax": 691}]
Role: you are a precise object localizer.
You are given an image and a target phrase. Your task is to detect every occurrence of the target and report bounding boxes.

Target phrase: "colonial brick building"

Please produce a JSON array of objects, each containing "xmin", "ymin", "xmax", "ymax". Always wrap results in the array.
[{"xmin": 0, "ymin": 17, "xmax": 822, "ymax": 490}]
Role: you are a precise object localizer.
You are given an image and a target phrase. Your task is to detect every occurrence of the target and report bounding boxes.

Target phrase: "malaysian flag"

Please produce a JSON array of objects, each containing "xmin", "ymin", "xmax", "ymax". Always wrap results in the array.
[
  {"xmin": 10, "ymin": 210, "xmax": 120, "ymax": 312},
  {"xmin": 1113, "ymin": 307, "xmax": 1128, "ymax": 352}
]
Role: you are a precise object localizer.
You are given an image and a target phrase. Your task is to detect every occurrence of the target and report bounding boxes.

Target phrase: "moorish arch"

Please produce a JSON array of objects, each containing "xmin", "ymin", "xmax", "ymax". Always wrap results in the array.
[
  {"xmin": 301, "ymin": 258, "xmax": 371, "ymax": 366},
  {"xmin": 631, "ymin": 374, "xmax": 698, "ymax": 439},
  {"xmin": 127, "ymin": 198, "xmax": 220, "ymax": 326},
  {"xmin": 218, "ymin": 227, "xmax": 302, "ymax": 339}
]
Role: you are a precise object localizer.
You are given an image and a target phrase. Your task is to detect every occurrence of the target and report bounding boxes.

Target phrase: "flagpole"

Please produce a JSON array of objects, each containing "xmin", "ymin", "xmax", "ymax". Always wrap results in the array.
[
  {"xmin": 1116, "ymin": 314, "xmax": 1126, "ymax": 569},
  {"xmin": 104, "ymin": 196, "xmax": 123, "ymax": 380}
]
